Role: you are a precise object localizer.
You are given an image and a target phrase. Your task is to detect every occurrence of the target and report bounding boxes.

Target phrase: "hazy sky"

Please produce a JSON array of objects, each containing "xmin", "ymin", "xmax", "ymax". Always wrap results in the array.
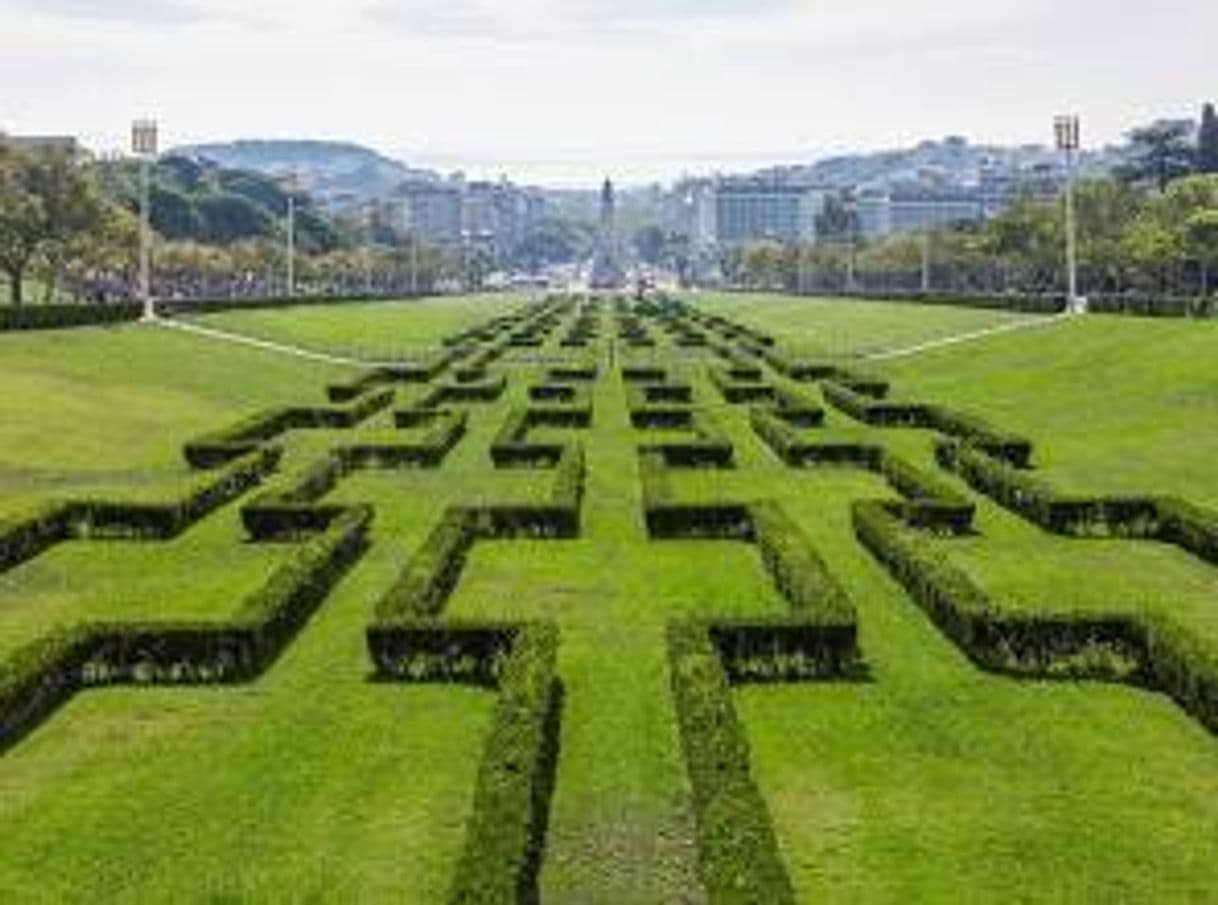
[{"xmin": 1, "ymin": 0, "xmax": 1215, "ymax": 186}]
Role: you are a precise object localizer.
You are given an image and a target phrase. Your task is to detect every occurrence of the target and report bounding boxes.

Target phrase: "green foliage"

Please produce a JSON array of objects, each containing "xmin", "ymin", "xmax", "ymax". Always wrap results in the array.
[
  {"xmin": 0, "ymin": 302, "xmax": 141, "ymax": 331},
  {"xmin": 1200, "ymin": 103, "xmax": 1218, "ymax": 175},
  {"xmin": 1116, "ymin": 119, "xmax": 1198, "ymax": 192},
  {"xmin": 448, "ymin": 623, "xmax": 561, "ymax": 904},
  {"xmin": 750, "ymin": 501, "xmax": 854, "ymax": 624},
  {"xmin": 667, "ymin": 621, "xmax": 797, "ymax": 904}
]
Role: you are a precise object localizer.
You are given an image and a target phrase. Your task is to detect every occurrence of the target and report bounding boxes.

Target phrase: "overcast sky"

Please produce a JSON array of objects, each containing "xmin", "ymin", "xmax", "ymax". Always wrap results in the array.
[{"xmin": 1, "ymin": 0, "xmax": 1215, "ymax": 186}]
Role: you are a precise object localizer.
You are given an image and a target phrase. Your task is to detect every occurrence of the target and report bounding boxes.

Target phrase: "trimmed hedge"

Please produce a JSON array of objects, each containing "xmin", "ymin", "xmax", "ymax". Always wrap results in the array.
[
  {"xmin": 241, "ymin": 414, "xmax": 465, "ymax": 540},
  {"xmin": 491, "ymin": 406, "xmax": 592, "ymax": 468},
  {"xmin": 668, "ymin": 622, "xmax": 797, "ymax": 904},
  {"xmin": 750, "ymin": 410, "xmax": 974, "ymax": 533},
  {"xmin": 0, "ymin": 303, "xmax": 143, "ymax": 332},
  {"xmin": 639, "ymin": 410, "xmax": 734, "ymax": 468},
  {"xmin": 851, "ymin": 499, "xmax": 1144, "ymax": 679},
  {"xmin": 824, "ymin": 384, "xmax": 1032, "ymax": 466},
  {"xmin": 1, "ymin": 505, "xmax": 371, "ymax": 749},
  {"xmin": 184, "ymin": 389, "xmax": 396, "ymax": 468},
  {"xmin": 937, "ymin": 439, "xmax": 1217, "ymax": 561},
  {"xmin": 751, "ymin": 501, "xmax": 856, "ymax": 624},
  {"xmin": 374, "ymin": 508, "xmax": 477, "ymax": 621},
  {"xmin": 770, "ymin": 385, "xmax": 824, "ymax": 427},
  {"xmin": 447, "ymin": 623, "xmax": 561, "ymax": 904},
  {"xmin": 851, "ymin": 498, "xmax": 1218, "ymax": 731},
  {"xmin": 1, "ymin": 447, "xmax": 281, "ymax": 571},
  {"xmin": 709, "ymin": 366, "xmax": 775, "ymax": 404}
]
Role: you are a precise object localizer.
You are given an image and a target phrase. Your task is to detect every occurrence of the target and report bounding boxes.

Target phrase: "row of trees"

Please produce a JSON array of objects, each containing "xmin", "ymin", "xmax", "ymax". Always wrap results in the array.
[
  {"xmin": 729, "ymin": 106, "xmax": 1218, "ymax": 298},
  {"xmin": 731, "ymin": 174, "xmax": 1218, "ymax": 297},
  {"xmin": 0, "ymin": 142, "xmax": 472, "ymax": 305}
]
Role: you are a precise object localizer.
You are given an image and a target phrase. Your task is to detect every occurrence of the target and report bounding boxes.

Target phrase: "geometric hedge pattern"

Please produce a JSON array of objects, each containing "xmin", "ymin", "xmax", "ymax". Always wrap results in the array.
[{"xmin": 2, "ymin": 294, "xmax": 1216, "ymax": 901}]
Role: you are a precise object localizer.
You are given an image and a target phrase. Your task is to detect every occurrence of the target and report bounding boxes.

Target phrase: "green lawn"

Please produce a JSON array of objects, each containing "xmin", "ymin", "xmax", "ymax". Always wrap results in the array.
[
  {"xmin": 1, "ymin": 292, "xmax": 1216, "ymax": 901},
  {"xmin": 694, "ymin": 292, "xmax": 1036, "ymax": 358},
  {"xmin": 191, "ymin": 293, "xmax": 517, "ymax": 360}
]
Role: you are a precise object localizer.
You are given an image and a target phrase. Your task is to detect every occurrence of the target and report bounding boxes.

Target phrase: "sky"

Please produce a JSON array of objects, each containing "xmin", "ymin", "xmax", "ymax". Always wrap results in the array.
[{"xmin": 1, "ymin": 0, "xmax": 1215, "ymax": 187}]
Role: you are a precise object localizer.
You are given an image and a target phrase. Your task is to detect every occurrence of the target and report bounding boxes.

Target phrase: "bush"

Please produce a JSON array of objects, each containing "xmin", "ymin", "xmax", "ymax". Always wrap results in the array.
[
  {"xmin": 853, "ymin": 498, "xmax": 1218, "ymax": 728},
  {"xmin": 0, "ymin": 303, "xmax": 142, "ymax": 332},
  {"xmin": 851, "ymin": 499, "xmax": 1145, "ymax": 679},
  {"xmin": 709, "ymin": 367, "xmax": 775, "ymax": 404},
  {"xmin": 184, "ymin": 390, "xmax": 395, "ymax": 468},
  {"xmin": 0, "ymin": 501, "xmax": 73, "ymax": 573},
  {"xmin": 448, "ymin": 623, "xmax": 561, "ymax": 904},
  {"xmin": 750, "ymin": 501, "xmax": 856, "ymax": 624},
  {"xmin": 76, "ymin": 446, "xmax": 281, "ymax": 539},
  {"xmin": 709, "ymin": 619, "xmax": 859, "ymax": 682},
  {"xmin": 1, "ymin": 505, "xmax": 371, "ymax": 748},
  {"xmin": 374, "ymin": 507, "xmax": 476, "ymax": 621},
  {"xmin": 668, "ymin": 622, "xmax": 797, "ymax": 904}
]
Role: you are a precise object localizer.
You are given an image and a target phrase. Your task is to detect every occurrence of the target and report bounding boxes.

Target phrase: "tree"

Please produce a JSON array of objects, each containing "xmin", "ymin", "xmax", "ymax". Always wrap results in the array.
[
  {"xmin": 1184, "ymin": 210, "xmax": 1218, "ymax": 294},
  {"xmin": 632, "ymin": 224, "xmax": 667, "ymax": 266},
  {"xmin": 1199, "ymin": 103, "xmax": 1218, "ymax": 175},
  {"xmin": 1116, "ymin": 120, "xmax": 1197, "ymax": 191},
  {"xmin": 26, "ymin": 150, "xmax": 107, "ymax": 302},
  {"xmin": 0, "ymin": 144, "xmax": 44, "ymax": 305},
  {"xmin": 1121, "ymin": 215, "xmax": 1181, "ymax": 291}
]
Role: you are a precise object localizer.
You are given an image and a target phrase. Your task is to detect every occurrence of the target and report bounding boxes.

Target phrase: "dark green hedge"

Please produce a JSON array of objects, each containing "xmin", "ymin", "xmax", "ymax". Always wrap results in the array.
[
  {"xmin": 374, "ymin": 507, "xmax": 476, "ymax": 621},
  {"xmin": 184, "ymin": 389, "xmax": 395, "ymax": 468},
  {"xmin": 751, "ymin": 501, "xmax": 856, "ymax": 624},
  {"xmin": 448, "ymin": 623, "xmax": 561, "ymax": 904},
  {"xmin": 0, "ymin": 303, "xmax": 142, "ymax": 332},
  {"xmin": 1, "ymin": 447, "xmax": 280, "ymax": 571},
  {"xmin": 749, "ymin": 410, "xmax": 974, "ymax": 533},
  {"xmin": 937, "ymin": 439, "xmax": 1217, "ymax": 562},
  {"xmin": 852, "ymin": 498, "xmax": 1218, "ymax": 731},
  {"xmin": 1, "ymin": 505, "xmax": 370, "ymax": 749},
  {"xmin": 668, "ymin": 622, "xmax": 797, "ymax": 904},
  {"xmin": 823, "ymin": 385, "xmax": 1033, "ymax": 466},
  {"xmin": 491, "ymin": 407, "xmax": 591, "ymax": 468},
  {"xmin": 708, "ymin": 619, "xmax": 859, "ymax": 683},
  {"xmin": 709, "ymin": 366, "xmax": 775, "ymax": 404}
]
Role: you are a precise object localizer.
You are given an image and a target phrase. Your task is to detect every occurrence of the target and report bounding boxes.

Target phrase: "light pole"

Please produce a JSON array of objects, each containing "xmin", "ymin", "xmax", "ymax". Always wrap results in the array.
[
  {"xmin": 1055, "ymin": 114, "xmax": 1083, "ymax": 311},
  {"xmin": 282, "ymin": 171, "xmax": 299, "ymax": 297},
  {"xmin": 920, "ymin": 225, "xmax": 931, "ymax": 293},
  {"xmin": 845, "ymin": 198, "xmax": 858, "ymax": 293},
  {"xmin": 363, "ymin": 202, "xmax": 375, "ymax": 295},
  {"xmin": 131, "ymin": 119, "xmax": 158, "ymax": 321}
]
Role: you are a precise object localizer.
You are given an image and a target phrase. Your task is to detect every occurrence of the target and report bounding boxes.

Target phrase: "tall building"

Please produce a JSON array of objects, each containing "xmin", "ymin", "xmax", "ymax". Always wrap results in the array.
[
  {"xmin": 589, "ymin": 178, "xmax": 626, "ymax": 289},
  {"xmin": 713, "ymin": 178, "xmax": 826, "ymax": 245},
  {"xmin": 395, "ymin": 179, "xmax": 462, "ymax": 244}
]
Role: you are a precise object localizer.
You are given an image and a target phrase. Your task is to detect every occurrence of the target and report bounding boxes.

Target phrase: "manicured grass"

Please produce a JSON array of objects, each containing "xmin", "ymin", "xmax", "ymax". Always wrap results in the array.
[
  {"xmin": 191, "ymin": 294, "xmax": 516, "ymax": 359},
  {"xmin": 694, "ymin": 292, "xmax": 1035, "ymax": 358},
  {"xmin": 876, "ymin": 314, "xmax": 1218, "ymax": 505},
  {"xmin": 0, "ymin": 532, "xmax": 494, "ymax": 901},
  {"xmin": 0, "ymin": 322, "xmax": 349, "ymax": 510},
  {"xmin": 1, "ymin": 292, "xmax": 1217, "ymax": 900}
]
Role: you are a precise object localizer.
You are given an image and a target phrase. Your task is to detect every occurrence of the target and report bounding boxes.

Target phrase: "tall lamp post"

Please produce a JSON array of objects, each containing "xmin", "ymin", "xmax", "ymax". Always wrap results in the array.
[
  {"xmin": 281, "ymin": 171, "xmax": 300, "ymax": 297},
  {"xmin": 1054, "ymin": 114, "xmax": 1083, "ymax": 312},
  {"xmin": 845, "ymin": 197, "xmax": 858, "ymax": 293},
  {"xmin": 131, "ymin": 119, "xmax": 158, "ymax": 321}
]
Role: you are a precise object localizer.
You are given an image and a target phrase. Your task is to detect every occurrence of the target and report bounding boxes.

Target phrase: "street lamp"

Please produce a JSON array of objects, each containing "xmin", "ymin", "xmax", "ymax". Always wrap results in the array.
[
  {"xmin": 844, "ymin": 197, "xmax": 858, "ymax": 293},
  {"xmin": 1054, "ymin": 114, "xmax": 1084, "ymax": 312},
  {"xmin": 130, "ymin": 119, "xmax": 158, "ymax": 321},
  {"xmin": 280, "ymin": 170, "xmax": 301, "ymax": 297}
]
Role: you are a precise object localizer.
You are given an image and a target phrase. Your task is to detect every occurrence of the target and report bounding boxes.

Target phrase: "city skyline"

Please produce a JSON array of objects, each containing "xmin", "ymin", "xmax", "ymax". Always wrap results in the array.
[{"xmin": 2, "ymin": 0, "xmax": 1215, "ymax": 187}]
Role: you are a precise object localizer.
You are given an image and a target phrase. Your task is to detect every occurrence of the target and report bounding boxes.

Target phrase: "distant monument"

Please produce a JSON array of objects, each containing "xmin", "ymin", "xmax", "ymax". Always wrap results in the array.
[{"xmin": 589, "ymin": 177, "xmax": 626, "ymax": 290}]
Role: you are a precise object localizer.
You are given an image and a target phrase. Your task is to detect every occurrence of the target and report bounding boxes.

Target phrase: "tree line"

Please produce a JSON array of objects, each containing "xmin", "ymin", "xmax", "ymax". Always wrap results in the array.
[
  {"xmin": 0, "ymin": 143, "xmax": 485, "ymax": 305},
  {"xmin": 729, "ymin": 106, "xmax": 1218, "ymax": 298}
]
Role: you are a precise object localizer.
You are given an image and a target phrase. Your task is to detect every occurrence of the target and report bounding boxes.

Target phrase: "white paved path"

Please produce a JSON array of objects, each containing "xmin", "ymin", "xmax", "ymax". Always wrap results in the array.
[
  {"xmin": 151, "ymin": 316, "xmax": 410, "ymax": 368},
  {"xmin": 861, "ymin": 311, "xmax": 1077, "ymax": 362}
]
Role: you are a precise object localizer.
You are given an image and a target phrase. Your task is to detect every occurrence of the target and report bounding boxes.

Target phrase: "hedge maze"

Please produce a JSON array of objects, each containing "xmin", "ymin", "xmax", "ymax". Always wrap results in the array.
[{"xmin": 3, "ymin": 292, "xmax": 1218, "ymax": 901}]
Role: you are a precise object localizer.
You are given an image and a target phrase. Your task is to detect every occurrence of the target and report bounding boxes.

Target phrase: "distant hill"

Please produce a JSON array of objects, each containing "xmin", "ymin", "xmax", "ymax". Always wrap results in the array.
[
  {"xmin": 171, "ymin": 140, "xmax": 438, "ymax": 209},
  {"xmin": 752, "ymin": 135, "xmax": 1128, "ymax": 190}
]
